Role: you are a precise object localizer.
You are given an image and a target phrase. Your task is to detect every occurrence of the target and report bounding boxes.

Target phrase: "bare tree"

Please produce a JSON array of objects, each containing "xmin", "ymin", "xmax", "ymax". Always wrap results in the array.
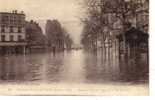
[
  {"xmin": 81, "ymin": 0, "xmax": 149, "ymax": 80},
  {"xmin": 81, "ymin": 0, "xmax": 148, "ymax": 49},
  {"xmin": 81, "ymin": 0, "xmax": 149, "ymax": 56}
]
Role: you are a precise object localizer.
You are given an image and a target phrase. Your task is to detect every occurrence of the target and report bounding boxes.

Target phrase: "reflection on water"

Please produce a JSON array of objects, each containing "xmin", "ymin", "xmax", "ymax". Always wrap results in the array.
[{"xmin": 0, "ymin": 50, "xmax": 138, "ymax": 83}]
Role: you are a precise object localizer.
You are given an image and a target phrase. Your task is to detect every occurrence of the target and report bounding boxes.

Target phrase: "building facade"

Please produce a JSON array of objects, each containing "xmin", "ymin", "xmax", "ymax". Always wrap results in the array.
[{"xmin": 0, "ymin": 11, "xmax": 26, "ymax": 54}]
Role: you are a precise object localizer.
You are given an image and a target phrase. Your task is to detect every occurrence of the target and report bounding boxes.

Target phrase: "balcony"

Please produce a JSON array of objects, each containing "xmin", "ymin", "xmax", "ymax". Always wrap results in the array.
[{"xmin": 0, "ymin": 41, "xmax": 27, "ymax": 46}]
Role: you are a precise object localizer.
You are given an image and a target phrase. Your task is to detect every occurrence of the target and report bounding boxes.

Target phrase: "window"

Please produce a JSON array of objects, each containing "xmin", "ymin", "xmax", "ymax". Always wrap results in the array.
[
  {"xmin": 10, "ymin": 35, "xmax": 14, "ymax": 41},
  {"xmin": 10, "ymin": 19, "xmax": 13, "ymax": 23},
  {"xmin": 1, "ymin": 16, "xmax": 9, "ymax": 24},
  {"xmin": 18, "ymin": 35, "xmax": 22, "ymax": 41},
  {"xmin": 18, "ymin": 19, "xmax": 21, "ymax": 23},
  {"xmin": 10, "ymin": 26, "xmax": 14, "ymax": 33},
  {"xmin": 1, "ymin": 35, "xmax": 5, "ymax": 42},
  {"xmin": 18, "ymin": 27, "xmax": 22, "ymax": 33},
  {"xmin": 5, "ymin": 16, "xmax": 9, "ymax": 20},
  {"xmin": 1, "ymin": 26, "xmax": 5, "ymax": 33}
]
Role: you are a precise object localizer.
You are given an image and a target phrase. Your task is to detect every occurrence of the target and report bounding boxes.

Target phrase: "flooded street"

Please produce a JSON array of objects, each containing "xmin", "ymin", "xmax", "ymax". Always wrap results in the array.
[
  {"xmin": 0, "ymin": 50, "xmax": 149, "ymax": 95},
  {"xmin": 0, "ymin": 0, "xmax": 149, "ymax": 95},
  {"xmin": 0, "ymin": 50, "xmax": 121, "ymax": 84}
]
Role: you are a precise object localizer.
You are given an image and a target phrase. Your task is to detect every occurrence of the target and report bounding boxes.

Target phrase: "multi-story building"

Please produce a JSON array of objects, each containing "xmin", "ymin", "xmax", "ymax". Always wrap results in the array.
[{"xmin": 0, "ymin": 10, "xmax": 26, "ymax": 54}]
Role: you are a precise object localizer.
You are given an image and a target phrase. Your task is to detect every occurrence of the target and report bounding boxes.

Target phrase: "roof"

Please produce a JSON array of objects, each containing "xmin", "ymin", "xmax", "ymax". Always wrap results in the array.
[{"xmin": 0, "ymin": 12, "xmax": 25, "ymax": 16}]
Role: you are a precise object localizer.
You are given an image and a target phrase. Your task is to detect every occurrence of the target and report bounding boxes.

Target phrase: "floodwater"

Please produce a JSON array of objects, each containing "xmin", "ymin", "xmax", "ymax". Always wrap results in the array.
[
  {"xmin": 0, "ymin": 49, "xmax": 149, "ymax": 96},
  {"xmin": 0, "ymin": 49, "xmax": 144, "ymax": 84}
]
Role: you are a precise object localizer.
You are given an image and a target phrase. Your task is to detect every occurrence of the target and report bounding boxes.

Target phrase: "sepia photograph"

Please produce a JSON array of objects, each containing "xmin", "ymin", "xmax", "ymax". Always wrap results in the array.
[{"xmin": 0, "ymin": 0, "xmax": 149, "ymax": 96}]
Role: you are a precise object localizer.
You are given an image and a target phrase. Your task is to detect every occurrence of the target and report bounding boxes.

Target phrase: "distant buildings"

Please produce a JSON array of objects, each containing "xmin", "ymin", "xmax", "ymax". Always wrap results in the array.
[
  {"xmin": 46, "ymin": 20, "xmax": 65, "ymax": 52},
  {"xmin": 0, "ymin": 10, "xmax": 26, "ymax": 54}
]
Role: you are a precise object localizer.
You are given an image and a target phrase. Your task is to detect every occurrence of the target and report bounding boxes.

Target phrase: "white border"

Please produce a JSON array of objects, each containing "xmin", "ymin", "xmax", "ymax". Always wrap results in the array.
[{"xmin": 0, "ymin": 0, "xmax": 154, "ymax": 99}]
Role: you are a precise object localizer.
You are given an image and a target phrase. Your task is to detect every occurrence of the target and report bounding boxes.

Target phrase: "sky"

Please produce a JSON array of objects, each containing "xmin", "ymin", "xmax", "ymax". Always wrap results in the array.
[{"xmin": 0, "ymin": 0, "xmax": 85, "ymax": 44}]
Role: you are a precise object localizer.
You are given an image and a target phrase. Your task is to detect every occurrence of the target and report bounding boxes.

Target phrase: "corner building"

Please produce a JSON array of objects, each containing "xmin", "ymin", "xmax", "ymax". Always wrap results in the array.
[{"xmin": 0, "ymin": 11, "xmax": 26, "ymax": 54}]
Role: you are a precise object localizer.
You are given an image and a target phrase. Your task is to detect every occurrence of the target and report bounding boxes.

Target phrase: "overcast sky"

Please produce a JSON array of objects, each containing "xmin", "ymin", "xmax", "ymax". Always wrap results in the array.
[{"xmin": 0, "ymin": 0, "xmax": 84, "ymax": 44}]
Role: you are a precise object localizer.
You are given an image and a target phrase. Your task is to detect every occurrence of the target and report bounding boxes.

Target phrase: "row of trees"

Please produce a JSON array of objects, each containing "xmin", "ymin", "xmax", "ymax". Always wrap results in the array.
[
  {"xmin": 46, "ymin": 19, "xmax": 73, "ymax": 51},
  {"xmin": 25, "ymin": 19, "xmax": 73, "ymax": 52},
  {"xmin": 81, "ymin": 0, "xmax": 149, "ymax": 80},
  {"xmin": 26, "ymin": 20, "xmax": 46, "ymax": 46},
  {"xmin": 81, "ymin": 0, "xmax": 149, "ymax": 51}
]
